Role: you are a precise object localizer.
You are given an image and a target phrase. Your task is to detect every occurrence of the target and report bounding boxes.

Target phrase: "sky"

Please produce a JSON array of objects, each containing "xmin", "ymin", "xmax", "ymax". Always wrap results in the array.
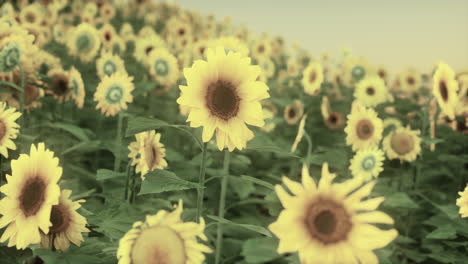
[{"xmin": 174, "ymin": 0, "xmax": 468, "ymax": 73}]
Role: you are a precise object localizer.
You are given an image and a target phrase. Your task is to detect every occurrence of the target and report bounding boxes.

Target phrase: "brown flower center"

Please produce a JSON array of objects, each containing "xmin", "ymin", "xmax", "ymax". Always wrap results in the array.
[
  {"xmin": 145, "ymin": 46, "xmax": 154, "ymax": 55},
  {"xmin": 145, "ymin": 143, "xmax": 158, "ymax": 169},
  {"xmin": 366, "ymin": 87, "xmax": 375, "ymax": 96},
  {"xmin": 309, "ymin": 71, "xmax": 317, "ymax": 83},
  {"xmin": 378, "ymin": 70, "xmax": 386, "ymax": 79},
  {"xmin": 178, "ymin": 28, "xmax": 185, "ymax": 36},
  {"xmin": 49, "ymin": 204, "xmax": 71, "ymax": 233},
  {"xmin": 390, "ymin": 132, "xmax": 414, "ymax": 155},
  {"xmin": 258, "ymin": 45, "xmax": 265, "ymax": 53},
  {"xmin": 25, "ymin": 13, "xmax": 36, "ymax": 23},
  {"xmin": 304, "ymin": 198, "xmax": 352, "ymax": 244},
  {"xmin": 288, "ymin": 108, "xmax": 296, "ymax": 119},
  {"xmin": 439, "ymin": 80, "xmax": 449, "ymax": 102},
  {"xmin": 356, "ymin": 119, "xmax": 374, "ymax": 140},
  {"xmin": 325, "ymin": 112, "xmax": 344, "ymax": 130},
  {"xmin": 104, "ymin": 32, "xmax": 111, "ymax": 41},
  {"xmin": 407, "ymin": 76, "xmax": 415, "ymax": 85},
  {"xmin": 52, "ymin": 75, "xmax": 69, "ymax": 95},
  {"xmin": 19, "ymin": 177, "xmax": 46, "ymax": 217},
  {"xmin": 205, "ymin": 80, "xmax": 240, "ymax": 120},
  {"xmin": 0, "ymin": 120, "xmax": 6, "ymax": 141}
]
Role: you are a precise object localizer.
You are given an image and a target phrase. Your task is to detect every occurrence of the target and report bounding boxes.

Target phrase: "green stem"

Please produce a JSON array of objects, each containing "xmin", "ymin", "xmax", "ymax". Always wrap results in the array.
[
  {"xmin": 94, "ymin": 114, "xmax": 103, "ymax": 170},
  {"xmin": 19, "ymin": 66, "xmax": 25, "ymax": 128},
  {"xmin": 124, "ymin": 161, "xmax": 132, "ymax": 200},
  {"xmin": 196, "ymin": 143, "xmax": 208, "ymax": 223},
  {"xmin": 114, "ymin": 113, "xmax": 124, "ymax": 172},
  {"xmin": 0, "ymin": 81, "xmax": 22, "ymax": 92},
  {"xmin": 215, "ymin": 150, "xmax": 230, "ymax": 264},
  {"xmin": 303, "ymin": 131, "xmax": 313, "ymax": 165},
  {"xmin": 130, "ymin": 171, "xmax": 138, "ymax": 203}
]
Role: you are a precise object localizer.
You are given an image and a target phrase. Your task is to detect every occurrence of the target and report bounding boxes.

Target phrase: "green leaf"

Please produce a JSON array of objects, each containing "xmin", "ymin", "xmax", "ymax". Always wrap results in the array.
[
  {"xmin": 96, "ymin": 169, "xmax": 126, "ymax": 181},
  {"xmin": 240, "ymin": 175, "xmax": 275, "ymax": 191},
  {"xmin": 207, "ymin": 215, "xmax": 272, "ymax": 237},
  {"xmin": 383, "ymin": 192, "xmax": 419, "ymax": 209},
  {"xmin": 246, "ymin": 137, "xmax": 299, "ymax": 158},
  {"xmin": 43, "ymin": 122, "xmax": 91, "ymax": 141},
  {"xmin": 62, "ymin": 140, "xmax": 101, "ymax": 155},
  {"xmin": 138, "ymin": 169, "xmax": 201, "ymax": 195},
  {"xmin": 229, "ymin": 176, "xmax": 255, "ymax": 199},
  {"xmin": 241, "ymin": 237, "xmax": 280, "ymax": 263},
  {"xmin": 426, "ymin": 224, "xmax": 457, "ymax": 239}
]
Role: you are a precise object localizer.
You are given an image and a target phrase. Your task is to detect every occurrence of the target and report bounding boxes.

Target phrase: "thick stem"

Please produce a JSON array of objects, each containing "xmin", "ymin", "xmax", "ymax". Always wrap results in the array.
[
  {"xmin": 124, "ymin": 161, "xmax": 133, "ymax": 200},
  {"xmin": 114, "ymin": 113, "xmax": 124, "ymax": 172},
  {"xmin": 215, "ymin": 150, "xmax": 230, "ymax": 264},
  {"xmin": 196, "ymin": 143, "xmax": 208, "ymax": 223},
  {"xmin": 303, "ymin": 131, "xmax": 313, "ymax": 165}
]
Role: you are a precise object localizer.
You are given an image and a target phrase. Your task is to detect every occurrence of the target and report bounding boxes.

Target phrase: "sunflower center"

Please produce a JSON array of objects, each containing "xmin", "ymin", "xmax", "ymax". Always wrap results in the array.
[
  {"xmin": 288, "ymin": 108, "xmax": 296, "ymax": 118},
  {"xmin": 361, "ymin": 155, "xmax": 376, "ymax": 171},
  {"xmin": 351, "ymin": 66, "xmax": 365, "ymax": 81},
  {"xmin": 145, "ymin": 46, "xmax": 154, "ymax": 56},
  {"xmin": 178, "ymin": 28, "xmax": 185, "ymax": 36},
  {"xmin": 407, "ymin": 77, "xmax": 415, "ymax": 85},
  {"xmin": 305, "ymin": 198, "xmax": 352, "ymax": 244},
  {"xmin": 49, "ymin": 204, "xmax": 71, "ymax": 233},
  {"xmin": 206, "ymin": 80, "xmax": 240, "ymax": 120},
  {"xmin": 104, "ymin": 32, "xmax": 111, "ymax": 41},
  {"xmin": 438, "ymin": 80, "xmax": 449, "ymax": 102},
  {"xmin": 76, "ymin": 34, "xmax": 92, "ymax": 52},
  {"xmin": 366, "ymin": 87, "xmax": 375, "ymax": 95},
  {"xmin": 378, "ymin": 70, "xmax": 386, "ymax": 79},
  {"xmin": 52, "ymin": 75, "xmax": 69, "ymax": 95},
  {"xmin": 258, "ymin": 45, "xmax": 265, "ymax": 53},
  {"xmin": 356, "ymin": 119, "xmax": 374, "ymax": 140},
  {"xmin": 103, "ymin": 61, "xmax": 116, "ymax": 76},
  {"xmin": 145, "ymin": 144, "xmax": 158, "ymax": 169},
  {"xmin": 329, "ymin": 113, "xmax": 339, "ymax": 124},
  {"xmin": 19, "ymin": 177, "xmax": 46, "ymax": 217},
  {"xmin": 0, "ymin": 120, "xmax": 6, "ymax": 141},
  {"xmin": 309, "ymin": 71, "xmax": 317, "ymax": 83},
  {"xmin": 131, "ymin": 226, "xmax": 186, "ymax": 264},
  {"xmin": 154, "ymin": 59, "xmax": 169, "ymax": 76},
  {"xmin": 390, "ymin": 132, "xmax": 414, "ymax": 155},
  {"xmin": 105, "ymin": 84, "xmax": 124, "ymax": 104},
  {"xmin": 25, "ymin": 12, "xmax": 35, "ymax": 23}
]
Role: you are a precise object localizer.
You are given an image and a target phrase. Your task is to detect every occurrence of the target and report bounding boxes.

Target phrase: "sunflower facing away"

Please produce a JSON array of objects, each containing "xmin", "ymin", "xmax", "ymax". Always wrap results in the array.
[
  {"xmin": 67, "ymin": 23, "xmax": 101, "ymax": 62},
  {"xmin": 146, "ymin": 48, "xmax": 180, "ymax": 88},
  {"xmin": 0, "ymin": 102, "xmax": 21, "ymax": 158},
  {"xmin": 94, "ymin": 72, "xmax": 134, "ymax": 117},
  {"xmin": 350, "ymin": 147, "xmax": 385, "ymax": 182},
  {"xmin": 96, "ymin": 52, "xmax": 126, "ymax": 79},
  {"xmin": 68, "ymin": 66, "xmax": 86, "ymax": 109},
  {"xmin": 128, "ymin": 131, "xmax": 168, "ymax": 180},
  {"xmin": 302, "ymin": 61, "xmax": 324, "ymax": 96},
  {"xmin": 177, "ymin": 47, "xmax": 270, "ymax": 151},
  {"xmin": 457, "ymin": 184, "xmax": 468, "ymax": 218},
  {"xmin": 0, "ymin": 143, "xmax": 62, "ymax": 249},
  {"xmin": 117, "ymin": 200, "xmax": 212, "ymax": 264},
  {"xmin": 269, "ymin": 163, "xmax": 398, "ymax": 264},
  {"xmin": 432, "ymin": 62, "xmax": 459, "ymax": 120},
  {"xmin": 40, "ymin": 189, "xmax": 89, "ymax": 251},
  {"xmin": 354, "ymin": 76, "xmax": 388, "ymax": 107},
  {"xmin": 383, "ymin": 126, "xmax": 421, "ymax": 162},
  {"xmin": 345, "ymin": 103, "xmax": 383, "ymax": 151}
]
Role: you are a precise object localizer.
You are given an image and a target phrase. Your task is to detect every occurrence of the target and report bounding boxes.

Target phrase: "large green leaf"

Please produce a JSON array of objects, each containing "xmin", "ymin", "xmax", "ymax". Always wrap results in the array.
[
  {"xmin": 138, "ymin": 169, "xmax": 201, "ymax": 195},
  {"xmin": 207, "ymin": 215, "xmax": 272, "ymax": 237}
]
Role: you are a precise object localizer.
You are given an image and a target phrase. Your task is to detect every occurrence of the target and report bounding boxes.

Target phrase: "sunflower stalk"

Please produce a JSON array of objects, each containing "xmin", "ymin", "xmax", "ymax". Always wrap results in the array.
[
  {"xmin": 124, "ymin": 160, "xmax": 133, "ymax": 201},
  {"xmin": 19, "ymin": 65, "xmax": 25, "ymax": 128},
  {"xmin": 303, "ymin": 131, "xmax": 313, "ymax": 166},
  {"xmin": 215, "ymin": 150, "xmax": 230, "ymax": 264},
  {"xmin": 196, "ymin": 143, "xmax": 208, "ymax": 223},
  {"xmin": 114, "ymin": 112, "xmax": 124, "ymax": 172}
]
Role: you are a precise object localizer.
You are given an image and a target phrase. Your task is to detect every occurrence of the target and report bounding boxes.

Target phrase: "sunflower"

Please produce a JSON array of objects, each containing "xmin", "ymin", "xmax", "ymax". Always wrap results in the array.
[
  {"xmin": 128, "ymin": 131, "xmax": 168, "ymax": 180},
  {"xmin": 100, "ymin": 3, "xmax": 116, "ymax": 21},
  {"xmin": 192, "ymin": 39, "xmax": 209, "ymax": 59},
  {"xmin": 341, "ymin": 57, "xmax": 370, "ymax": 87},
  {"xmin": 354, "ymin": 76, "xmax": 388, "ymax": 107},
  {"xmin": 19, "ymin": 3, "xmax": 44, "ymax": 26},
  {"xmin": 134, "ymin": 35, "xmax": 165, "ymax": 63},
  {"xmin": 40, "ymin": 189, "xmax": 89, "ymax": 251},
  {"xmin": 383, "ymin": 118, "xmax": 402, "ymax": 131},
  {"xmin": 251, "ymin": 38, "xmax": 272, "ymax": 59},
  {"xmin": 119, "ymin": 22, "xmax": 135, "ymax": 42},
  {"xmin": 398, "ymin": 68, "xmax": 421, "ymax": 93},
  {"xmin": 345, "ymin": 103, "xmax": 383, "ymax": 151},
  {"xmin": 457, "ymin": 184, "xmax": 468, "ymax": 218},
  {"xmin": 68, "ymin": 67, "xmax": 85, "ymax": 109},
  {"xmin": 94, "ymin": 72, "xmax": 134, "ymax": 117},
  {"xmin": 258, "ymin": 58, "xmax": 275, "ymax": 80},
  {"xmin": 302, "ymin": 61, "xmax": 324, "ymax": 96},
  {"xmin": 146, "ymin": 48, "xmax": 180, "ymax": 88},
  {"xmin": 432, "ymin": 63, "xmax": 459, "ymax": 120},
  {"xmin": 117, "ymin": 200, "xmax": 212, "ymax": 264},
  {"xmin": 211, "ymin": 36, "xmax": 249, "ymax": 57},
  {"xmin": 0, "ymin": 143, "xmax": 62, "ymax": 249},
  {"xmin": 99, "ymin": 23, "xmax": 117, "ymax": 50},
  {"xmin": 96, "ymin": 52, "xmax": 126, "ymax": 79},
  {"xmin": 284, "ymin": 100, "xmax": 304, "ymax": 125},
  {"xmin": 269, "ymin": 163, "xmax": 398, "ymax": 263},
  {"xmin": 48, "ymin": 68, "xmax": 71, "ymax": 102},
  {"xmin": 321, "ymin": 96, "xmax": 345, "ymax": 130},
  {"xmin": 0, "ymin": 102, "xmax": 21, "ymax": 158},
  {"xmin": 383, "ymin": 126, "xmax": 421, "ymax": 162},
  {"xmin": 350, "ymin": 147, "xmax": 385, "ymax": 182},
  {"xmin": 67, "ymin": 23, "xmax": 101, "ymax": 62},
  {"xmin": 375, "ymin": 65, "xmax": 389, "ymax": 84},
  {"xmin": 177, "ymin": 47, "xmax": 269, "ymax": 151}
]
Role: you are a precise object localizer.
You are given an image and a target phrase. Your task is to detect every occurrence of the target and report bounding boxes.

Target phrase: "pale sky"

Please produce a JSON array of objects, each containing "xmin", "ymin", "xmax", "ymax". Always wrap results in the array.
[{"xmin": 175, "ymin": 0, "xmax": 468, "ymax": 73}]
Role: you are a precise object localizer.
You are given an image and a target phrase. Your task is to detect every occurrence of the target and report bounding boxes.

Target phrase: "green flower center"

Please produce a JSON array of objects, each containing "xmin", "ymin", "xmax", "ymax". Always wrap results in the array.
[
  {"xmin": 361, "ymin": 155, "xmax": 376, "ymax": 171},
  {"xmin": 351, "ymin": 66, "xmax": 365, "ymax": 81},
  {"xmin": 103, "ymin": 61, "xmax": 116, "ymax": 76},
  {"xmin": 154, "ymin": 59, "xmax": 169, "ymax": 76},
  {"xmin": 105, "ymin": 84, "xmax": 124, "ymax": 104},
  {"xmin": 0, "ymin": 43, "xmax": 21, "ymax": 73},
  {"xmin": 76, "ymin": 33, "xmax": 93, "ymax": 53}
]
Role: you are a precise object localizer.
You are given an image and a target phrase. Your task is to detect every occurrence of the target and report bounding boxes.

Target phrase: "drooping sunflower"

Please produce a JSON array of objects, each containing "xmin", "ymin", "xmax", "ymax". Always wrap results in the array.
[
  {"xmin": 345, "ymin": 103, "xmax": 383, "ymax": 151},
  {"xmin": 177, "ymin": 47, "xmax": 269, "ymax": 151},
  {"xmin": 0, "ymin": 102, "xmax": 21, "ymax": 158},
  {"xmin": 146, "ymin": 48, "xmax": 180, "ymax": 88},
  {"xmin": 128, "ymin": 131, "xmax": 168, "ymax": 180},
  {"xmin": 94, "ymin": 72, "xmax": 134, "ymax": 117},
  {"xmin": 96, "ymin": 52, "xmax": 126, "ymax": 79},
  {"xmin": 457, "ymin": 184, "xmax": 468, "ymax": 218},
  {"xmin": 0, "ymin": 143, "xmax": 62, "ymax": 249},
  {"xmin": 40, "ymin": 189, "xmax": 89, "ymax": 251},
  {"xmin": 67, "ymin": 23, "xmax": 101, "ymax": 62},
  {"xmin": 269, "ymin": 163, "xmax": 398, "ymax": 263},
  {"xmin": 284, "ymin": 100, "xmax": 304, "ymax": 125},
  {"xmin": 350, "ymin": 147, "xmax": 385, "ymax": 182},
  {"xmin": 354, "ymin": 76, "xmax": 388, "ymax": 107},
  {"xmin": 432, "ymin": 62, "xmax": 459, "ymax": 120},
  {"xmin": 117, "ymin": 200, "xmax": 212, "ymax": 264},
  {"xmin": 211, "ymin": 36, "xmax": 249, "ymax": 57},
  {"xmin": 302, "ymin": 61, "xmax": 324, "ymax": 96},
  {"xmin": 68, "ymin": 67, "xmax": 85, "ymax": 109},
  {"xmin": 383, "ymin": 126, "xmax": 421, "ymax": 162}
]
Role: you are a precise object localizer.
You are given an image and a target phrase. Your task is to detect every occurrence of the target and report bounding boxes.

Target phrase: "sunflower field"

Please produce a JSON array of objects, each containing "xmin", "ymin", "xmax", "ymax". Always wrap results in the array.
[{"xmin": 0, "ymin": 1, "xmax": 467, "ymax": 264}]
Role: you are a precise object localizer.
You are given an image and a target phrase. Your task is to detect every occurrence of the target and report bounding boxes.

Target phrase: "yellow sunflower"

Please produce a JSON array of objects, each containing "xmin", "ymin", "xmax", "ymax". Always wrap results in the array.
[
  {"xmin": 321, "ymin": 96, "xmax": 345, "ymax": 130},
  {"xmin": 177, "ymin": 47, "xmax": 269, "ymax": 151},
  {"xmin": 94, "ymin": 72, "xmax": 134, "ymax": 117},
  {"xmin": 354, "ymin": 76, "xmax": 388, "ymax": 107},
  {"xmin": 211, "ymin": 36, "xmax": 249, "ymax": 57},
  {"xmin": 68, "ymin": 66, "xmax": 85, "ymax": 109},
  {"xmin": 134, "ymin": 35, "xmax": 165, "ymax": 63},
  {"xmin": 350, "ymin": 147, "xmax": 385, "ymax": 182},
  {"xmin": 100, "ymin": 3, "xmax": 116, "ymax": 21},
  {"xmin": 0, "ymin": 102, "xmax": 21, "ymax": 158},
  {"xmin": 375, "ymin": 65, "xmax": 389, "ymax": 84},
  {"xmin": 302, "ymin": 61, "xmax": 324, "ymax": 96},
  {"xmin": 398, "ymin": 68, "xmax": 421, "ymax": 93},
  {"xmin": 47, "ymin": 68, "xmax": 71, "ymax": 102},
  {"xmin": 119, "ymin": 22, "xmax": 135, "ymax": 42},
  {"xmin": 99, "ymin": 23, "xmax": 117, "ymax": 50},
  {"xmin": 67, "ymin": 23, "xmax": 101, "ymax": 62},
  {"xmin": 40, "ymin": 189, "xmax": 89, "ymax": 251},
  {"xmin": 117, "ymin": 200, "xmax": 212, "ymax": 264},
  {"xmin": 432, "ymin": 63, "xmax": 459, "ymax": 120},
  {"xmin": 457, "ymin": 184, "xmax": 468, "ymax": 218},
  {"xmin": 96, "ymin": 52, "xmax": 126, "ymax": 79},
  {"xmin": 0, "ymin": 143, "xmax": 62, "ymax": 249},
  {"xmin": 345, "ymin": 103, "xmax": 383, "ymax": 151},
  {"xmin": 269, "ymin": 163, "xmax": 398, "ymax": 263},
  {"xmin": 284, "ymin": 100, "xmax": 304, "ymax": 125},
  {"xmin": 146, "ymin": 48, "xmax": 180, "ymax": 88},
  {"xmin": 383, "ymin": 118, "xmax": 402, "ymax": 131},
  {"xmin": 251, "ymin": 38, "xmax": 272, "ymax": 59},
  {"xmin": 383, "ymin": 126, "xmax": 421, "ymax": 162},
  {"xmin": 128, "ymin": 131, "xmax": 168, "ymax": 180},
  {"xmin": 19, "ymin": 3, "xmax": 44, "ymax": 26},
  {"xmin": 192, "ymin": 39, "xmax": 209, "ymax": 59},
  {"xmin": 258, "ymin": 58, "xmax": 275, "ymax": 80},
  {"xmin": 341, "ymin": 57, "xmax": 370, "ymax": 87}
]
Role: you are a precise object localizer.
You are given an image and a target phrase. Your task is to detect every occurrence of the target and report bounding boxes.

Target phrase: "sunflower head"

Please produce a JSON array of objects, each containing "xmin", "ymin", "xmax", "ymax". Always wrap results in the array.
[
  {"xmin": 67, "ymin": 23, "xmax": 101, "ymax": 62},
  {"xmin": 128, "ymin": 131, "xmax": 168, "ymax": 180},
  {"xmin": 0, "ymin": 42, "xmax": 21, "ymax": 73},
  {"xmin": 146, "ymin": 48, "xmax": 179, "ymax": 88},
  {"xmin": 96, "ymin": 52, "xmax": 126, "ymax": 78},
  {"xmin": 94, "ymin": 72, "xmax": 134, "ymax": 117},
  {"xmin": 68, "ymin": 67, "xmax": 85, "ymax": 109},
  {"xmin": 457, "ymin": 184, "xmax": 468, "ymax": 218},
  {"xmin": 0, "ymin": 102, "xmax": 21, "ymax": 158},
  {"xmin": 345, "ymin": 103, "xmax": 383, "ymax": 151},
  {"xmin": 354, "ymin": 76, "xmax": 388, "ymax": 107},
  {"xmin": 302, "ymin": 61, "xmax": 324, "ymax": 96},
  {"xmin": 350, "ymin": 147, "xmax": 385, "ymax": 181},
  {"xmin": 433, "ymin": 63, "xmax": 459, "ymax": 120},
  {"xmin": 383, "ymin": 126, "xmax": 421, "ymax": 162}
]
